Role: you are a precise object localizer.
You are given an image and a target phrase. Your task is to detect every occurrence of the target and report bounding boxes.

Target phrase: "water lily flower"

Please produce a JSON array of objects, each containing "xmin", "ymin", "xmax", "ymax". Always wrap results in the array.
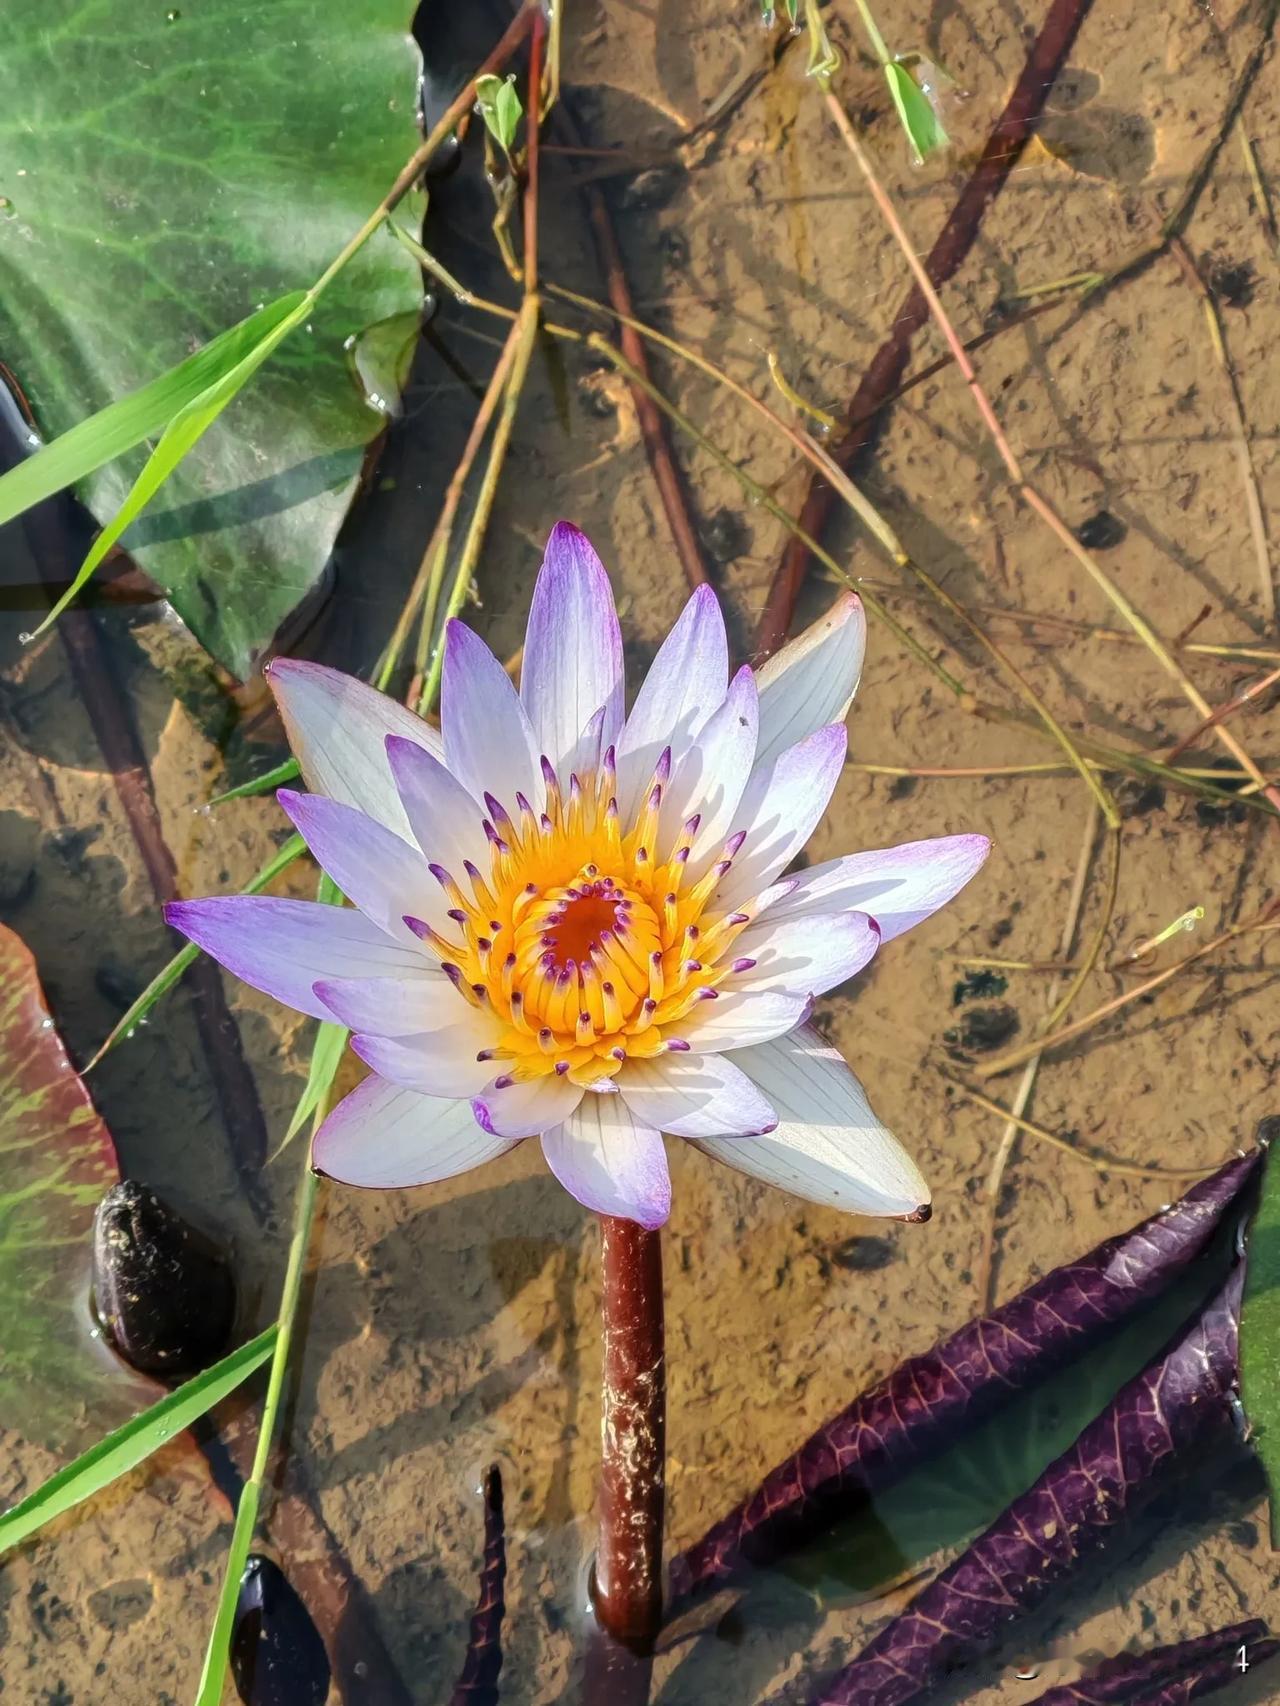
[{"xmin": 167, "ymin": 524, "xmax": 988, "ymax": 1230}]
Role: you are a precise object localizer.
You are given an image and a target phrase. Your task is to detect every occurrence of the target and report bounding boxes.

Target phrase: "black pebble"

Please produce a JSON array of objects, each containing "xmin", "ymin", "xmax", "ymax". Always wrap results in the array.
[
  {"xmin": 1074, "ymin": 509, "xmax": 1127, "ymax": 551},
  {"xmin": 951, "ymin": 969, "xmax": 1009, "ymax": 1007},
  {"xmin": 231, "ymin": 1556, "xmax": 330, "ymax": 1706},
  {"xmin": 700, "ymin": 508, "xmax": 752, "ymax": 565},
  {"xmin": 1208, "ymin": 258, "xmax": 1255, "ymax": 308},
  {"xmin": 92, "ymin": 1182, "xmax": 235, "ymax": 1377}
]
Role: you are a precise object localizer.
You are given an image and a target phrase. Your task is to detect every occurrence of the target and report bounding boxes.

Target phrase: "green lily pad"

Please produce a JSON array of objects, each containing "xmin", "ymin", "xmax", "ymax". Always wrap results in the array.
[
  {"xmin": 0, "ymin": 924, "xmax": 154, "ymax": 1455},
  {"xmin": 0, "ymin": 1, "xmax": 426, "ymax": 678}
]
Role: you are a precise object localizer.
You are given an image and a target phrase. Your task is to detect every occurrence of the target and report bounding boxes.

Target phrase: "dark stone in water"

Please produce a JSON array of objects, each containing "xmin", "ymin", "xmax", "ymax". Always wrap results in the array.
[
  {"xmin": 831, "ymin": 1234, "xmax": 896, "ymax": 1272},
  {"xmin": 231, "ymin": 1555, "xmax": 330, "ymax": 1706},
  {"xmin": 1074, "ymin": 508, "xmax": 1127, "ymax": 550},
  {"xmin": 92, "ymin": 1181, "xmax": 235, "ymax": 1377},
  {"xmin": 949, "ymin": 1003, "xmax": 1020, "ymax": 1053}
]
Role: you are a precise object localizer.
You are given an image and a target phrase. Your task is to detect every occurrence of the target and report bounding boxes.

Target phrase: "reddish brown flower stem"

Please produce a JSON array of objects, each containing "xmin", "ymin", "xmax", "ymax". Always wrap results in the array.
[{"xmin": 593, "ymin": 1215, "xmax": 666, "ymax": 1647}]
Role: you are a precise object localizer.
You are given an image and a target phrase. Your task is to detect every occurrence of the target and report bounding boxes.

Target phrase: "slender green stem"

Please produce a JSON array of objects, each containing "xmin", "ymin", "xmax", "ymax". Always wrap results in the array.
[
  {"xmin": 851, "ymin": 0, "xmax": 892, "ymax": 65},
  {"xmin": 193, "ymin": 1152, "xmax": 323, "ymax": 1705}
]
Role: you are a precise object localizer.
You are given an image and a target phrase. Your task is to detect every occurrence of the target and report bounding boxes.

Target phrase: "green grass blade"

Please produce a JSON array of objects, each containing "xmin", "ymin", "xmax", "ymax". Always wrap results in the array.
[
  {"xmin": 1241, "ymin": 1139, "xmax": 1280, "ymax": 1544},
  {"xmin": 87, "ymin": 833, "xmax": 307, "ymax": 1070},
  {"xmin": 207, "ymin": 756, "xmax": 301, "ymax": 808},
  {"xmin": 0, "ymin": 1327, "xmax": 276, "ymax": 1557},
  {"xmin": 0, "ymin": 294, "xmax": 309, "ymax": 528},
  {"xmin": 32, "ymin": 293, "xmax": 315, "ymax": 636},
  {"xmin": 194, "ymin": 1477, "xmax": 263, "ymax": 1706},
  {"xmin": 270, "ymin": 874, "xmax": 349, "ymax": 1160},
  {"xmin": 884, "ymin": 62, "xmax": 948, "ymax": 163}
]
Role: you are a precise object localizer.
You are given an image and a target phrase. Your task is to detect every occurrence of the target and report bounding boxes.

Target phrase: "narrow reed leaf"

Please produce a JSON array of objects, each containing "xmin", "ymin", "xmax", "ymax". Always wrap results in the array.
[
  {"xmin": 31, "ymin": 293, "xmax": 314, "ymax": 636},
  {"xmin": 272, "ymin": 875, "xmax": 349, "ymax": 1159},
  {"xmin": 0, "ymin": 1327, "xmax": 276, "ymax": 1557},
  {"xmin": 207, "ymin": 757, "xmax": 301, "ymax": 808},
  {"xmin": 0, "ymin": 295, "xmax": 308, "ymax": 528}
]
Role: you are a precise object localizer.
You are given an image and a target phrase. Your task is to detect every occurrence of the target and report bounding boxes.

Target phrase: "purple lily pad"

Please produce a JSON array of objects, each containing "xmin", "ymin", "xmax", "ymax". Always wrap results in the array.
[
  {"xmin": 670, "ymin": 1156, "xmax": 1257, "ymax": 1605},
  {"xmin": 1024, "ymin": 1618, "xmax": 1274, "ymax": 1705},
  {"xmin": 805, "ymin": 1268, "xmax": 1245, "ymax": 1706}
]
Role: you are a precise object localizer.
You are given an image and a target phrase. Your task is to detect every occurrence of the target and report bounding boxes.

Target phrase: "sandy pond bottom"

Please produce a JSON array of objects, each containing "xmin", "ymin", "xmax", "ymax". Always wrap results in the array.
[{"xmin": 3, "ymin": 0, "xmax": 1280, "ymax": 1700}]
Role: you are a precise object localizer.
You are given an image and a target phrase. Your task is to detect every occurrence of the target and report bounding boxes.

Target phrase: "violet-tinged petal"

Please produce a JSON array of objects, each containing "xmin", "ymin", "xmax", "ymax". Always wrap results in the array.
[
  {"xmin": 164, "ymin": 895, "xmax": 428, "ymax": 1023},
  {"xmin": 521, "ymin": 522, "xmax": 624, "ymax": 777},
  {"xmin": 442, "ymin": 620, "xmax": 541, "ymax": 811},
  {"xmin": 385, "ymin": 735, "xmax": 489, "ymax": 875},
  {"xmin": 266, "ymin": 658, "xmax": 442, "ymax": 839},
  {"xmin": 472, "ymin": 1072, "xmax": 584, "ymax": 1139},
  {"xmin": 313, "ymin": 972, "xmax": 461, "ymax": 1037},
  {"xmin": 805, "ymin": 1269, "xmax": 1244, "ymax": 1706},
  {"xmin": 448, "ymin": 1465, "xmax": 506, "ymax": 1706},
  {"xmin": 616, "ymin": 584, "xmax": 728, "ymax": 820},
  {"xmin": 695, "ymin": 1024, "xmax": 926, "ymax": 1220},
  {"xmin": 351, "ymin": 1028, "xmax": 496, "ymax": 1097},
  {"xmin": 616, "ymin": 1053, "xmax": 777, "ymax": 1140},
  {"xmin": 1024, "ymin": 1619, "xmax": 1272, "ymax": 1706},
  {"xmin": 313, "ymin": 1078, "xmax": 517, "ymax": 1189},
  {"xmin": 754, "ymin": 591, "xmax": 865, "ymax": 770},
  {"xmin": 768, "ymin": 832, "xmax": 991, "ymax": 942},
  {"xmin": 660, "ymin": 666, "xmax": 759, "ymax": 869},
  {"xmin": 541, "ymin": 1099, "xmax": 671, "ymax": 1228},
  {"xmin": 277, "ymin": 789, "xmax": 441, "ymax": 943},
  {"xmin": 677, "ymin": 987, "xmax": 812, "ymax": 1053},
  {"xmin": 669, "ymin": 1152, "xmax": 1258, "ymax": 1606},
  {"xmin": 730, "ymin": 911, "xmax": 880, "ymax": 999},
  {"xmin": 715, "ymin": 723, "xmax": 848, "ymax": 909}
]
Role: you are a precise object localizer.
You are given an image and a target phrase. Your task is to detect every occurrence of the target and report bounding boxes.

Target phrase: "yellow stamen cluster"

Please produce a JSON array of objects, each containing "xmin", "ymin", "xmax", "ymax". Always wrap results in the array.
[{"xmin": 413, "ymin": 747, "xmax": 760, "ymax": 1088}]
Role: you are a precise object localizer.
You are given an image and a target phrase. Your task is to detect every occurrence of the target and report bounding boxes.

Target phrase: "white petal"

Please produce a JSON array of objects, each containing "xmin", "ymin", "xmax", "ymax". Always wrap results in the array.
[
  {"xmin": 696, "ymin": 1026, "xmax": 929, "ymax": 1218},
  {"xmin": 442, "ymin": 620, "xmax": 542, "ymax": 810},
  {"xmin": 164, "ymin": 895, "xmax": 429, "ymax": 1023},
  {"xmin": 754, "ymin": 593, "xmax": 865, "ymax": 771},
  {"xmin": 616, "ymin": 1053, "xmax": 776, "ymax": 1139},
  {"xmin": 617, "ymin": 584, "xmax": 728, "ymax": 819},
  {"xmin": 350, "ymin": 1026, "xmax": 496, "ymax": 1097},
  {"xmin": 312, "ymin": 972, "xmax": 463, "ymax": 1037},
  {"xmin": 277, "ymin": 790, "xmax": 441, "ymax": 944},
  {"xmin": 313, "ymin": 1077, "xmax": 516, "ymax": 1189},
  {"xmin": 541, "ymin": 1098, "xmax": 671, "ymax": 1227},
  {"xmin": 267, "ymin": 659, "xmax": 442, "ymax": 839},
  {"xmin": 715, "ymin": 723, "xmax": 848, "ymax": 909},
  {"xmin": 659, "ymin": 666, "xmax": 759, "ymax": 867},
  {"xmin": 763, "ymin": 834, "xmax": 992, "ymax": 942},
  {"xmin": 730, "ymin": 911, "xmax": 880, "ymax": 998},
  {"xmin": 385, "ymin": 735, "xmax": 489, "ymax": 877},
  {"xmin": 472, "ymin": 1072, "xmax": 585, "ymax": 1138},
  {"xmin": 676, "ymin": 987, "xmax": 811, "ymax": 1052},
  {"xmin": 521, "ymin": 522, "xmax": 625, "ymax": 776}
]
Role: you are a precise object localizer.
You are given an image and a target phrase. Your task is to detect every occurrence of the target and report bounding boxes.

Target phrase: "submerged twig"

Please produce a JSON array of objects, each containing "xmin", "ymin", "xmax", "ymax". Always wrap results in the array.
[
  {"xmin": 758, "ymin": 0, "xmax": 1098, "ymax": 654},
  {"xmin": 977, "ymin": 907, "xmax": 1280, "ymax": 1079}
]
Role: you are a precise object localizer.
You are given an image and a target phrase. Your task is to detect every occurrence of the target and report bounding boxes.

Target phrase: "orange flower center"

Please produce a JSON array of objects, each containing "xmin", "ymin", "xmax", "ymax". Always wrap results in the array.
[{"xmin": 412, "ymin": 749, "xmax": 762, "ymax": 1088}]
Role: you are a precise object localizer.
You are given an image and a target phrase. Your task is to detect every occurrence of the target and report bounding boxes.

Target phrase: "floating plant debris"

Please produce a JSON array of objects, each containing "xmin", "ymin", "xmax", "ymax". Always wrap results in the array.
[
  {"xmin": 230, "ymin": 1554, "xmax": 330, "ymax": 1706},
  {"xmin": 1024, "ymin": 1617, "xmax": 1275, "ymax": 1704},
  {"xmin": 668, "ymin": 1155, "xmax": 1258, "ymax": 1604},
  {"xmin": 449, "ymin": 1465, "xmax": 507, "ymax": 1706},
  {"xmin": 92, "ymin": 1181, "xmax": 236, "ymax": 1377},
  {"xmin": 805, "ymin": 1269, "xmax": 1245, "ymax": 1705}
]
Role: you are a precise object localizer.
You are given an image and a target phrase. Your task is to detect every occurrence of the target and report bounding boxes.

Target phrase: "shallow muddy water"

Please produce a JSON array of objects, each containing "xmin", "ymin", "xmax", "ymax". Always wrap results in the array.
[{"xmin": 2, "ymin": 0, "xmax": 1280, "ymax": 1702}]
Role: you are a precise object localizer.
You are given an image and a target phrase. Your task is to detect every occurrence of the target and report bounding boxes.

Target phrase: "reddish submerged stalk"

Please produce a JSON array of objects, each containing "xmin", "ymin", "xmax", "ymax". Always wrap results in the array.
[{"xmin": 594, "ymin": 1216, "xmax": 666, "ymax": 1645}]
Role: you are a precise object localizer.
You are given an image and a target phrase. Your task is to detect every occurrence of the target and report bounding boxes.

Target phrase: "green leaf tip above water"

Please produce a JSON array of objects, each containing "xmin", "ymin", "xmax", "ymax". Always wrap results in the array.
[
  {"xmin": 884, "ymin": 61, "xmax": 950, "ymax": 165},
  {"xmin": 0, "ymin": 0, "xmax": 427, "ymax": 678},
  {"xmin": 474, "ymin": 73, "xmax": 523, "ymax": 155},
  {"xmin": 1241, "ymin": 1126, "xmax": 1280, "ymax": 1546}
]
